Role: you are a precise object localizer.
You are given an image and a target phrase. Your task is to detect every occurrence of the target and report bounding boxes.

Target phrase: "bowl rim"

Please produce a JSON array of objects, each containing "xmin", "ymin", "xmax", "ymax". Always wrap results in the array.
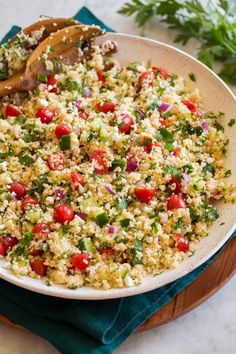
[{"xmin": 0, "ymin": 32, "xmax": 235, "ymax": 300}]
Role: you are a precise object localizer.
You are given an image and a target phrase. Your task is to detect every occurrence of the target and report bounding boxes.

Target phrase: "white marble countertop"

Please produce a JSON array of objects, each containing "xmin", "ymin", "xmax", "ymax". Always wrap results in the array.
[{"xmin": 0, "ymin": 0, "xmax": 235, "ymax": 353}]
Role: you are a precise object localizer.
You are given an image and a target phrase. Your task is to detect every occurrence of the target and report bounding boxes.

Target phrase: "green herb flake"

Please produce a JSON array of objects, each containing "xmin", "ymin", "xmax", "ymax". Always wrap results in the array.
[
  {"xmin": 22, "ymin": 133, "xmax": 38, "ymax": 143},
  {"xmin": 189, "ymin": 72, "xmax": 196, "ymax": 82},
  {"xmin": 224, "ymin": 169, "xmax": 231, "ymax": 177},
  {"xmin": 203, "ymin": 163, "xmax": 215, "ymax": 176},
  {"xmin": 19, "ymin": 154, "xmax": 35, "ymax": 166},
  {"xmin": 22, "ymin": 233, "xmax": 34, "ymax": 244},
  {"xmin": 130, "ymin": 239, "xmax": 143, "ymax": 265},
  {"xmin": 151, "ymin": 221, "xmax": 158, "ymax": 233},
  {"xmin": 120, "ymin": 218, "xmax": 131, "ymax": 227},
  {"xmin": 37, "ymin": 73, "xmax": 48, "ymax": 83},
  {"xmin": 215, "ymin": 122, "xmax": 224, "ymax": 131},
  {"xmin": 158, "ymin": 127, "xmax": 174, "ymax": 143},
  {"xmin": 164, "ymin": 165, "xmax": 182, "ymax": 179},
  {"xmin": 228, "ymin": 119, "xmax": 235, "ymax": 127},
  {"xmin": 164, "ymin": 142, "xmax": 175, "ymax": 151},
  {"xmin": 61, "ymin": 225, "xmax": 70, "ymax": 233},
  {"xmin": 189, "ymin": 206, "xmax": 200, "ymax": 223},
  {"xmin": 175, "ymin": 217, "xmax": 183, "ymax": 230},
  {"xmin": 0, "ymin": 150, "xmax": 9, "ymax": 159},
  {"xmin": 181, "ymin": 163, "xmax": 194, "ymax": 174},
  {"xmin": 203, "ymin": 206, "xmax": 219, "ymax": 222},
  {"xmin": 30, "ymin": 174, "xmax": 49, "ymax": 195},
  {"xmin": 13, "ymin": 115, "xmax": 26, "ymax": 125},
  {"xmin": 110, "ymin": 159, "xmax": 127, "ymax": 172},
  {"xmin": 58, "ymin": 77, "xmax": 81, "ymax": 92}
]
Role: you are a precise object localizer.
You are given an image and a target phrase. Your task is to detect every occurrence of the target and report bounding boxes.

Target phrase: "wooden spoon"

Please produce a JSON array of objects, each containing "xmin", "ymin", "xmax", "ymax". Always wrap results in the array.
[
  {"xmin": 7, "ymin": 17, "xmax": 79, "ymax": 45},
  {"xmin": 0, "ymin": 18, "xmax": 79, "ymax": 82},
  {"xmin": 0, "ymin": 24, "xmax": 105, "ymax": 97}
]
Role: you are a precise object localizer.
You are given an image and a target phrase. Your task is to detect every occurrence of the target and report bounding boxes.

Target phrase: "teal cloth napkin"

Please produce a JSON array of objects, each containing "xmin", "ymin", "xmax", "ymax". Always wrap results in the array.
[{"xmin": 0, "ymin": 7, "xmax": 235, "ymax": 354}]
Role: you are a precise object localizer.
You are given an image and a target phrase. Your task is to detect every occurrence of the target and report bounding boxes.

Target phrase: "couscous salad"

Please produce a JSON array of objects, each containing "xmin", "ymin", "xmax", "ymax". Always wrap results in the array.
[{"xmin": 0, "ymin": 32, "xmax": 235, "ymax": 289}]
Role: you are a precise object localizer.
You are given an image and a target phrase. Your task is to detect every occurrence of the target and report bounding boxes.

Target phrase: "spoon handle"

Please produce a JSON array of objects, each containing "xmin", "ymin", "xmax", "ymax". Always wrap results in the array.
[{"xmin": 0, "ymin": 72, "xmax": 26, "ymax": 97}]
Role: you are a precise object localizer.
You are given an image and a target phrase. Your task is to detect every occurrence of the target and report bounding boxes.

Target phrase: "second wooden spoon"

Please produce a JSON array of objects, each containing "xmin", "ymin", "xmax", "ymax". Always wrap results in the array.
[{"xmin": 0, "ymin": 24, "xmax": 104, "ymax": 97}]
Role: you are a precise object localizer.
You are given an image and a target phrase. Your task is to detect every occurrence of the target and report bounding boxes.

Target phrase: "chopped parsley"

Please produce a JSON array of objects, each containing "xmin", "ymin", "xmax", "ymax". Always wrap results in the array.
[
  {"xmin": 189, "ymin": 72, "xmax": 196, "ymax": 82},
  {"xmin": 228, "ymin": 119, "xmax": 235, "ymax": 127}
]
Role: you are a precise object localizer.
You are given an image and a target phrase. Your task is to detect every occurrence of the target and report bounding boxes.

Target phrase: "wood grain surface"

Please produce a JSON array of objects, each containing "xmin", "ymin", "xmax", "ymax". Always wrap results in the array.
[{"xmin": 0, "ymin": 237, "xmax": 235, "ymax": 333}]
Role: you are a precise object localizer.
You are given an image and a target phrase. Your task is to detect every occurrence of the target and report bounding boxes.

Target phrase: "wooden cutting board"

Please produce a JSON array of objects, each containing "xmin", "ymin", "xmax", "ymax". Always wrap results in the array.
[{"xmin": 0, "ymin": 237, "xmax": 235, "ymax": 332}]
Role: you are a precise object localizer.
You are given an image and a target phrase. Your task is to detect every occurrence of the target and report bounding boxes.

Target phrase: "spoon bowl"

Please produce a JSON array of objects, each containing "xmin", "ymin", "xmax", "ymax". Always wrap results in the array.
[{"xmin": 0, "ymin": 22, "xmax": 104, "ymax": 96}]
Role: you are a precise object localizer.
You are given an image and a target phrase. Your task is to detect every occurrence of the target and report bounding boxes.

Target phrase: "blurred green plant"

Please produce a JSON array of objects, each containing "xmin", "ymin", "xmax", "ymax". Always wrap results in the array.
[{"xmin": 118, "ymin": 0, "xmax": 236, "ymax": 83}]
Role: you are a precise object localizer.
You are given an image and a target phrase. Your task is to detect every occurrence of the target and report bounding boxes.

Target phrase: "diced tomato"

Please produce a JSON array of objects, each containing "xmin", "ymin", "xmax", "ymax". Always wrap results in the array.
[
  {"xmin": 174, "ymin": 234, "xmax": 190, "ymax": 252},
  {"xmin": 3, "ymin": 235, "xmax": 18, "ymax": 253},
  {"xmin": 145, "ymin": 141, "xmax": 161, "ymax": 154},
  {"xmin": 160, "ymin": 119, "xmax": 168, "ymax": 127},
  {"xmin": 36, "ymin": 107, "xmax": 54, "ymax": 124},
  {"xmin": 111, "ymin": 113, "xmax": 134, "ymax": 134},
  {"xmin": 96, "ymin": 102, "xmax": 116, "ymax": 113},
  {"xmin": 31, "ymin": 259, "xmax": 48, "ymax": 277},
  {"xmin": 173, "ymin": 147, "xmax": 181, "ymax": 157},
  {"xmin": 140, "ymin": 136, "xmax": 161, "ymax": 154},
  {"xmin": 152, "ymin": 66, "xmax": 168, "ymax": 80},
  {"xmin": 32, "ymin": 223, "xmax": 50, "ymax": 237},
  {"xmin": 97, "ymin": 70, "xmax": 106, "ymax": 82},
  {"xmin": 194, "ymin": 109, "xmax": 203, "ymax": 118},
  {"xmin": 31, "ymin": 248, "xmax": 43, "ymax": 257},
  {"xmin": 79, "ymin": 110, "xmax": 89, "ymax": 120},
  {"xmin": 47, "ymin": 152, "xmax": 65, "ymax": 171},
  {"xmin": 9, "ymin": 182, "xmax": 27, "ymax": 200},
  {"xmin": 21, "ymin": 196, "xmax": 38, "ymax": 212},
  {"xmin": 167, "ymin": 195, "xmax": 186, "ymax": 210},
  {"xmin": 54, "ymin": 204, "xmax": 74, "ymax": 224},
  {"xmin": 140, "ymin": 71, "xmax": 155, "ymax": 85},
  {"xmin": 0, "ymin": 241, "xmax": 5, "ymax": 256},
  {"xmin": 70, "ymin": 172, "xmax": 85, "ymax": 188},
  {"xmin": 55, "ymin": 124, "xmax": 71, "ymax": 139},
  {"xmin": 101, "ymin": 247, "xmax": 114, "ymax": 257},
  {"xmin": 5, "ymin": 104, "xmax": 21, "ymax": 117},
  {"xmin": 182, "ymin": 99, "xmax": 197, "ymax": 112},
  {"xmin": 90, "ymin": 149, "xmax": 110, "ymax": 174},
  {"xmin": 47, "ymin": 74, "xmax": 58, "ymax": 93},
  {"xmin": 0, "ymin": 236, "xmax": 16, "ymax": 255},
  {"xmin": 134, "ymin": 188, "xmax": 156, "ymax": 203},
  {"xmin": 0, "ymin": 235, "xmax": 18, "ymax": 255},
  {"xmin": 167, "ymin": 176, "xmax": 181, "ymax": 194},
  {"xmin": 71, "ymin": 252, "xmax": 90, "ymax": 270}
]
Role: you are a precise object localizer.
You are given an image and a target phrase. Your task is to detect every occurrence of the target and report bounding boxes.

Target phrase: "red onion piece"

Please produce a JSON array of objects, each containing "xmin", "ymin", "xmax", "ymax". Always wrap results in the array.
[
  {"xmin": 54, "ymin": 188, "xmax": 67, "ymax": 200},
  {"xmin": 75, "ymin": 100, "xmax": 82, "ymax": 110},
  {"xmin": 12, "ymin": 95, "xmax": 22, "ymax": 106},
  {"xmin": 136, "ymin": 107, "xmax": 145, "ymax": 119},
  {"xmin": 126, "ymin": 159, "xmax": 138, "ymax": 172},
  {"xmin": 181, "ymin": 173, "xmax": 191, "ymax": 187},
  {"xmin": 107, "ymin": 225, "xmax": 116, "ymax": 234},
  {"xmin": 84, "ymin": 87, "xmax": 91, "ymax": 98},
  {"xmin": 77, "ymin": 212, "xmax": 87, "ymax": 221},
  {"xmin": 159, "ymin": 102, "xmax": 171, "ymax": 112},
  {"xmin": 105, "ymin": 185, "xmax": 115, "ymax": 194},
  {"xmin": 201, "ymin": 121, "xmax": 209, "ymax": 131}
]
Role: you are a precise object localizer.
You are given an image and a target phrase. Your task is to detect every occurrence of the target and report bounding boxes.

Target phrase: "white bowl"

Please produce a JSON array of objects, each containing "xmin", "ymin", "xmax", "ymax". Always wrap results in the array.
[{"xmin": 0, "ymin": 33, "xmax": 235, "ymax": 299}]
